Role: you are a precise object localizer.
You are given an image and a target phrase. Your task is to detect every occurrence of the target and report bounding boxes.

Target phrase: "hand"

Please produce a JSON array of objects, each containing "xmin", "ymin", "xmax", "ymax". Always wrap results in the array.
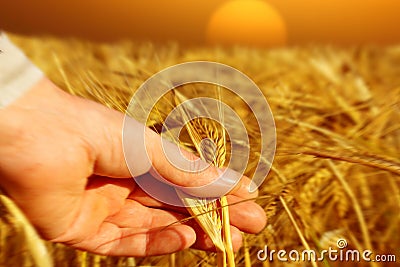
[{"xmin": 0, "ymin": 77, "xmax": 266, "ymax": 256}]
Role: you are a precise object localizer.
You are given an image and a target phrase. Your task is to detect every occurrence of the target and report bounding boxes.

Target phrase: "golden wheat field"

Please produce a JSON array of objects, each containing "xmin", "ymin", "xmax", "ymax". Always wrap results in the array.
[{"xmin": 0, "ymin": 34, "xmax": 399, "ymax": 267}]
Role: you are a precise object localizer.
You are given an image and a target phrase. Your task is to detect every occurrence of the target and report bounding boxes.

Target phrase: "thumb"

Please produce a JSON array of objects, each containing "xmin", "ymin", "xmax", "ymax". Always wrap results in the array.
[
  {"xmin": 124, "ymin": 116, "xmax": 243, "ymax": 198},
  {"xmin": 92, "ymin": 105, "xmax": 245, "ymax": 198}
]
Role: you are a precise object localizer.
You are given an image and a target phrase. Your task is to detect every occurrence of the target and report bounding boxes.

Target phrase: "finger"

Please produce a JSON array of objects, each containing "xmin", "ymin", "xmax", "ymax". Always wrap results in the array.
[
  {"xmin": 229, "ymin": 176, "xmax": 258, "ymax": 199},
  {"xmin": 104, "ymin": 199, "xmax": 251, "ymax": 253},
  {"xmin": 147, "ymin": 139, "xmax": 243, "ymax": 197},
  {"xmin": 134, "ymin": 163, "xmax": 257, "ymax": 207},
  {"xmin": 127, "ymin": 185, "xmax": 189, "ymax": 214},
  {"xmin": 227, "ymin": 195, "xmax": 267, "ymax": 234},
  {"xmin": 128, "ymin": 184, "xmax": 167, "ymax": 208},
  {"xmin": 105, "ymin": 199, "xmax": 187, "ymax": 228},
  {"xmin": 71, "ymin": 222, "xmax": 196, "ymax": 257},
  {"xmin": 128, "ymin": 183, "xmax": 262, "ymax": 225},
  {"xmin": 188, "ymin": 222, "xmax": 243, "ymax": 252},
  {"xmin": 86, "ymin": 176, "xmax": 135, "ymax": 199},
  {"xmin": 110, "ymin": 196, "xmax": 262, "ymax": 252},
  {"xmin": 129, "ymin": 189, "xmax": 266, "ymax": 233},
  {"xmin": 89, "ymin": 102, "xmax": 218, "ymax": 183},
  {"xmin": 90, "ymin": 102, "xmax": 253, "ymax": 198},
  {"xmin": 105, "ymin": 199, "xmax": 254, "ymax": 253}
]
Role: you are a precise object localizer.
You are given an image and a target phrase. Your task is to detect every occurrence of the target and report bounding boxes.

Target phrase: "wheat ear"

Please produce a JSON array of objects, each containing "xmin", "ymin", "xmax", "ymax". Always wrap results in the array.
[{"xmin": 173, "ymin": 92, "xmax": 235, "ymax": 267}]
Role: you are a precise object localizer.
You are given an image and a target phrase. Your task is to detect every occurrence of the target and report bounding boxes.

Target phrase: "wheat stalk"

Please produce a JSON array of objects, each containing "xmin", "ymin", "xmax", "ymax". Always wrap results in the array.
[
  {"xmin": 173, "ymin": 90, "xmax": 235, "ymax": 267},
  {"xmin": 0, "ymin": 194, "xmax": 53, "ymax": 267}
]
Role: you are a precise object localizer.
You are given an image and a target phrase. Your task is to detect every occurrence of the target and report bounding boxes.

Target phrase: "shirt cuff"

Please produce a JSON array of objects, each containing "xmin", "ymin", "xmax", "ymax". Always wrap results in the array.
[{"xmin": 0, "ymin": 33, "xmax": 43, "ymax": 109}]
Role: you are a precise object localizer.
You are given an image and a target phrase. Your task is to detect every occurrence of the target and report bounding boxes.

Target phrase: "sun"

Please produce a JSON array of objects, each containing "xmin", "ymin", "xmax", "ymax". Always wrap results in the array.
[{"xmin": 206, "ymin": 0, "xmax": 287, "ymax": 47}]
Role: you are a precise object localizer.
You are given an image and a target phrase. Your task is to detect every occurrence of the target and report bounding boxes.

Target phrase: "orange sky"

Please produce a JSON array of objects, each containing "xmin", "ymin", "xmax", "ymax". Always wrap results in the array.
[{"xmin": 1, "ymin": 0, "xmax": 400, "ymax": 45}]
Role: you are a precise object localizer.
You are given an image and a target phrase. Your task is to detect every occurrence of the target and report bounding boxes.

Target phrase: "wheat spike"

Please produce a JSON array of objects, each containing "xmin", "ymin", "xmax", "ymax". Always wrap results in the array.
[
  {"xmin": 173, "ymin": 89, "xmax": 235, "ymax": 267},
  {"xmin": 299, "ymin": 168, "xmax": 330, "ymax": 218}
]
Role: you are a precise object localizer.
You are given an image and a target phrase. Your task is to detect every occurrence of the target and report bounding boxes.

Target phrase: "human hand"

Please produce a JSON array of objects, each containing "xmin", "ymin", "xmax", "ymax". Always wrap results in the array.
[{"xmin": 0, "ymin": 77, "xmax": 266, "ymax": 256}]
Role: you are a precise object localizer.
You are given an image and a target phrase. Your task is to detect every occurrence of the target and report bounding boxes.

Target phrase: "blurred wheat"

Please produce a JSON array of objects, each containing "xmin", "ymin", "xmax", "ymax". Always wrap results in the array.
[{"xmin": 0, "ymin": 34, "xmax": 399, "ymax": 267}]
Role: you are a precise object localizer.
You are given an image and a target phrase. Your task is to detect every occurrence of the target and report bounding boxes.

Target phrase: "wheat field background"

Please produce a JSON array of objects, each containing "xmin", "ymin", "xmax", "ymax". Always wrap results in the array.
[{"xmin": 0, "ymin": 34, "xmax": 399, "ymax": 267}]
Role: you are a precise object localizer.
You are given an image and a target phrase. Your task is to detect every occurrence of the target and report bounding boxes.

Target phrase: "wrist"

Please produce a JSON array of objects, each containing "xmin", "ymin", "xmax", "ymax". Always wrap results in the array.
[
  {"xmin": 0, "ymin": 77, "xmax": 75, "ymax": 185},
  {"xmin": 0, "ymin": 77, "xmax": 67, "ymax": 131}
]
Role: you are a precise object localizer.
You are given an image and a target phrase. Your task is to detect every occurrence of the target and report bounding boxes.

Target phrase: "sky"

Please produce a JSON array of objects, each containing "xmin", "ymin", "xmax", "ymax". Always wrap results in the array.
[{"xmin": 1, "ymin": 0, "xmax": 400, "ymax": 46}]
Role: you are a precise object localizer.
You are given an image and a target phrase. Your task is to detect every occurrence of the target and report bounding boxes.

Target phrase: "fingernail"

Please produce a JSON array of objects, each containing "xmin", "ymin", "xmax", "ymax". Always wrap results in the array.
[{"xmin": 248, "ymin": 179, "xmax": 258, "ymax": 194}]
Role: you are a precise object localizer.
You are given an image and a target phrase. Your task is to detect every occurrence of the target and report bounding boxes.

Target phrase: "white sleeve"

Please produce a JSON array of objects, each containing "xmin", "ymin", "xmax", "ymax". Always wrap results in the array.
[{"xmin": 0, "ymin": 33, "xmax": 43, "ymax": 109}]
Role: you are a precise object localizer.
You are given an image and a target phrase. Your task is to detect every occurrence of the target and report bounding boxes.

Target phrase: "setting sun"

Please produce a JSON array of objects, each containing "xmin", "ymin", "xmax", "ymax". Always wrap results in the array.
[{"xmin": 206, "ymin": 0, "xmax": 287, "ymax": 47}]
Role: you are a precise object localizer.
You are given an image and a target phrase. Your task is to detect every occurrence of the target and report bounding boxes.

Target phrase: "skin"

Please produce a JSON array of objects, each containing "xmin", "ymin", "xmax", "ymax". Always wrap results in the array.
[{"xmin": 0, "ymin": 77, "xmax": 266, "ymax": 256}]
